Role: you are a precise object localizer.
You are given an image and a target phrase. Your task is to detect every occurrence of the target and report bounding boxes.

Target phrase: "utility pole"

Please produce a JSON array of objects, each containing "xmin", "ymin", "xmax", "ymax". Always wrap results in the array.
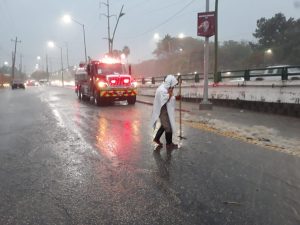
[
  {"xmin": 100, "ymin": 0, "xmax": 124, "ymax": 54},
  {"xmin": 82, "ymin": 24, "xmax": 88, "ymax": 62},
  {"xmin": 60, "ymin": 47, "xmax": 64, "ymax": 87},
  {"xmin": 100, "ymin": 0, "xmax": 112, "ymax": 54},
  {"xmin": 11, "ymin": 37, "xmax": 21, "ymax": 81},
  {"xmin": 49, "ymin": 57, "xmax": 52, "ymax": 75},
  {"xmin": 65, "ymin": 42, "xmax": 70, "ymax": 69},
  {"xmin": 106, "ymin": 0, "xmax": 111, "ymax": 53},
  {"xmin": 19, "ymin": 54, "xmax": 23, "ymax": 74},
  {"xmin": 46, "ymin": 54, "xmax": 49, "ymax": 82}
]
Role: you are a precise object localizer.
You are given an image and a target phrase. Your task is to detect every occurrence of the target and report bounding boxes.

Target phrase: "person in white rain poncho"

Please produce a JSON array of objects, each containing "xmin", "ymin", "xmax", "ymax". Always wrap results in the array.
[{"xmin": 151, "ymin": 75, "xmax": 178, "ymax": 149}]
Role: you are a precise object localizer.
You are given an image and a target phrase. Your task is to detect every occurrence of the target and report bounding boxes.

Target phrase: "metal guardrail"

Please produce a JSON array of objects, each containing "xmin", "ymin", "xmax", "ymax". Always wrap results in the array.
[{"xmin": 134, "ymin": 65, "xmax": 300, "ymax": 84}]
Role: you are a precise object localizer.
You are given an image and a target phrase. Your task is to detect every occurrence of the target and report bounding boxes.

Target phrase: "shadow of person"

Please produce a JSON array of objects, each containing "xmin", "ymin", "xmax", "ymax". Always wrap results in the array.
[{"xmin": 153, "ymin": 147, "xmax": 174, "ymax": 179}]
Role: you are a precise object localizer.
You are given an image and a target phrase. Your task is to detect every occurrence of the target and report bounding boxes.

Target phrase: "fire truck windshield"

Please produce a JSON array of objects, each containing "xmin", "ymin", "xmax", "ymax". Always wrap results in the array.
[{"xmin": 97, "ymin": 63, "xmax": 123, "ymax": 75}]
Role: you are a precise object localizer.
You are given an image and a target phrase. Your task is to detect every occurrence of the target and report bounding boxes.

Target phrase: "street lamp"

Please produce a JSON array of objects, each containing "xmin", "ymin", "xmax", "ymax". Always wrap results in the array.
[
  {"xmin": 266, "ymin": 49, "xmax": 272, "ymax": 54},
  {"xmin": 178, "ymin": 33, "xmax": 185, "ymax": 39},
  {"xmin": 264, "ymin": 48, "xmax": 273, "ymax": 66},
  {"xmin": 62, "ymin": 14, "xmax": 87, "ymax": 63},
  {"xmin": 4, "ymin": 61, "xmax": 9, "ymax": 66},
  {"xmin": 48, "ymin": 41, "xmax": 64, "ymax": 87},
  {"xmin": 36, "ymin": 56, "xmax": 41, "ymax": 70},
  {"xmin": 153, "ymin": 33, "xmax": 160, "ymax": 41}
]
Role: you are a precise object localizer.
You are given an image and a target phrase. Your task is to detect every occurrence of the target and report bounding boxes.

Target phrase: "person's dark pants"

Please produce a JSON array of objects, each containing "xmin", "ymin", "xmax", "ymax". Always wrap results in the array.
[
  {"xmin": 154, "ymin": 125, "xmax": 172, "ymax": 144},
  {"xmin": 154, "ymin": 105, "xmax": 172, "ymax": 145}
]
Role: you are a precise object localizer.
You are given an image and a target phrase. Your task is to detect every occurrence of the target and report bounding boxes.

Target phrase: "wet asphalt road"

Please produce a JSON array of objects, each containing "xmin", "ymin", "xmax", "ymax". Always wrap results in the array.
[{"xmin": 0, "ymin": 86, "xmax": 300, "ymax": 225}]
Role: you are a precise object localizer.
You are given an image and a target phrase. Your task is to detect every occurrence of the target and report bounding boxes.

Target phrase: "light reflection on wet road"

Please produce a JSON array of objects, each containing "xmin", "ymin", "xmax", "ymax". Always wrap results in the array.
[
  {"xmin": 50, "ymin": 93, "xmax": 148, "ymax": 166},
  {"xmin": 1, "ymin": 86, "xmax": 300, "ymax": 225}
]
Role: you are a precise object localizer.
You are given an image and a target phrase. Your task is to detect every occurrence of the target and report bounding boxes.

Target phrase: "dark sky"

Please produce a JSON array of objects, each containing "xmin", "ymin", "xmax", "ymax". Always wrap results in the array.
[{"xmin": 0, "ymin": 0, "xmax": 299, "ymax": 73}]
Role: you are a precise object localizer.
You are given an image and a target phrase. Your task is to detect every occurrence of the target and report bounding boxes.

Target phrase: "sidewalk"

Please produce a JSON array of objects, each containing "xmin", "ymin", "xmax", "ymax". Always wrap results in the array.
[{"xmin": 137, "ymin": 95, "xmax": 300, "ymax": 157}]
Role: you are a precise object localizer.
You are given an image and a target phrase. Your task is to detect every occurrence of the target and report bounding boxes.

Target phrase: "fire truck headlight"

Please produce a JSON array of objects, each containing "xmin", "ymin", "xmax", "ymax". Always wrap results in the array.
[
  {"xmin": 132, "ymin": 81, "xmax": 138, "ymax": 88},
  {"xmin": 98, "ymin": 81, "xmax": 107, "ymax": 88}
]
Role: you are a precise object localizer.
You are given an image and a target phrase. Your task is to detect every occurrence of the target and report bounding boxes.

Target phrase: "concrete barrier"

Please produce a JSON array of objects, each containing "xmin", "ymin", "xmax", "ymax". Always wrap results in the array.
[{"xmin": 137, "ymin": 80, "xmax": 300, "ymax": 117}]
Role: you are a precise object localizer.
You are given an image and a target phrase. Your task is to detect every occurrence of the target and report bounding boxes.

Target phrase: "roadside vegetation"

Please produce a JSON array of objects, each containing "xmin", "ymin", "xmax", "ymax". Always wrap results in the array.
[{"xmin": 133, "ymin": 13, "xmax": 300, "ymax": 76}]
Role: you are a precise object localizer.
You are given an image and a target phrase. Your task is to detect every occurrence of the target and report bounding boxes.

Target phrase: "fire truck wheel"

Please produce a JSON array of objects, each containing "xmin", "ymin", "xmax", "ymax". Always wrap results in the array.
[
  {"xmin": 127, "ymin": 96, "xmax": 136, "ymax": 105},
  {"xmin": 82, "ymin": 95, "xmax": 89, "ymax": 101},
  {"xmin": 94, "ymin": 92, "xmax": 102, "ymax": 106},
  {"xmin": 78, "ymin": 90, "xmax": 82, "ymax": 100}
]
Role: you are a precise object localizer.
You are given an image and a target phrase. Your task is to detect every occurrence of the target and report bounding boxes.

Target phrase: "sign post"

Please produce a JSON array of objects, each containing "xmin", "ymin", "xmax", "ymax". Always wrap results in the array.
[
  {"xmin": 197, "ymin": 0, "xmax": 215, "ymax": 110},
  {"xmin": 178, "ymin": 76, "xmax": 186, "ymax": 140}
]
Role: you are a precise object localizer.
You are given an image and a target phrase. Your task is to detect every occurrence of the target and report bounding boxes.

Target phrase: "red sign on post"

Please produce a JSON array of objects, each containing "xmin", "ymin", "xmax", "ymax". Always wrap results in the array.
[{"xmin": 197, "ymin": 12, "xmax": 215, "ymax": 37}]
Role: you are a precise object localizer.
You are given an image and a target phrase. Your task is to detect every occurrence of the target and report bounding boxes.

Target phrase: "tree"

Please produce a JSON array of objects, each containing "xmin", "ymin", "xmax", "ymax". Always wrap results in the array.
[
  {"xmin": 219, "ymin": 40, "xmax": 253, "ymax": 70},
  {"xmin": 251, "ymin": 13, "xmax": 300, "ymax": 65},
  {"xmin": 153, "ymin": 34, "xmax": 178, "ymax": 58},
  {"xmin": 0, "ymin": 65, "xmax": 11, "ymax": 74},
  {"xmin": 252, "ymin": 13, "xmax": 294, "ymax": 49},
  {"xmin": 278, "ymin": 18, "xmax": 300, "ymax": 64}
]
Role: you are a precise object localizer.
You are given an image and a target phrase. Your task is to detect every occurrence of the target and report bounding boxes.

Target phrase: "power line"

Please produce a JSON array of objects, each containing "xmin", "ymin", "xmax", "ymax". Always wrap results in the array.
[
  {"xmin": 123, "ymin": 0, "xmax": 196, "ymax": 40},
  {"xmin": 137, "ymin": 0, "xmax": 184, "ymax": 16}
]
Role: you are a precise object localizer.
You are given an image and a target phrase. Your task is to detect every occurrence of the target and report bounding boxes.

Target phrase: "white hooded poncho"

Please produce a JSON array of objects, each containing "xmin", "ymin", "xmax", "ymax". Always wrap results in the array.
[{"xmin": 151, "ymin": 75, "xmax": 178, "ymax": 133}]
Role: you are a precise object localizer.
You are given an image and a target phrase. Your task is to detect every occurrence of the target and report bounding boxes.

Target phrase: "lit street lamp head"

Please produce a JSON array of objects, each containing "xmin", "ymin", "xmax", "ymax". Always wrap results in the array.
[
  {"xmin": 266, "ymin": 49, "xmax": 273, "ymax": 55},
  {"xmin": 62, "ymin": 14, "xmax": 72, "ymax": 24},
  {"xmin": 153, "ymin": 33, "xmax": 160, "ymax": 41},
  {"xmin": 178, "ymin": 33, "xmax": 185, "ymax": 39},
  {"xmin": 48, "ymin": 41, "xmax": 55, "ymax": 48}
]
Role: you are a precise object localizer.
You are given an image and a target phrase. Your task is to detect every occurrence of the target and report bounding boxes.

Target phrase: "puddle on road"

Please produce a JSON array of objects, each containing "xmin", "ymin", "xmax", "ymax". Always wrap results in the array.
[{"xmin": 48, "ymin": 96, "xmax": 60, "ymax": 102}]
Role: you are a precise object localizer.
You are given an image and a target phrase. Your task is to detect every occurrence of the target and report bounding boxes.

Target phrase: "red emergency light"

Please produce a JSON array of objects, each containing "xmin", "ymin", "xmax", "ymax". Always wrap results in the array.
[{"xmin": 100, "ymin": 56, "xmax": 121, "ymax": 64}]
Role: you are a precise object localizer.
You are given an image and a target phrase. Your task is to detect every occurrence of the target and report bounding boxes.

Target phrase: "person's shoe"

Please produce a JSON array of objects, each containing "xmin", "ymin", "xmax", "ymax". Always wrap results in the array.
[
  {"xmin": 166, "ymin": 143, "xmax": 178, "ymax": 149},
  {"xmin": 154, "ymin": 145, "xmax": 163, "ymax": 152},
  {"xmin": 153, "ymin": 139, "xmax": 163, "ymax": 146}
]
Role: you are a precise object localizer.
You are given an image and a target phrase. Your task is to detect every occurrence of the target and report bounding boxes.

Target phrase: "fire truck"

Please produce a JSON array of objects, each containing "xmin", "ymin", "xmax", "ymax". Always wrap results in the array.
[{"xmin": 75, "ymin": 56, "xmax": 137, "ymax": 106}]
